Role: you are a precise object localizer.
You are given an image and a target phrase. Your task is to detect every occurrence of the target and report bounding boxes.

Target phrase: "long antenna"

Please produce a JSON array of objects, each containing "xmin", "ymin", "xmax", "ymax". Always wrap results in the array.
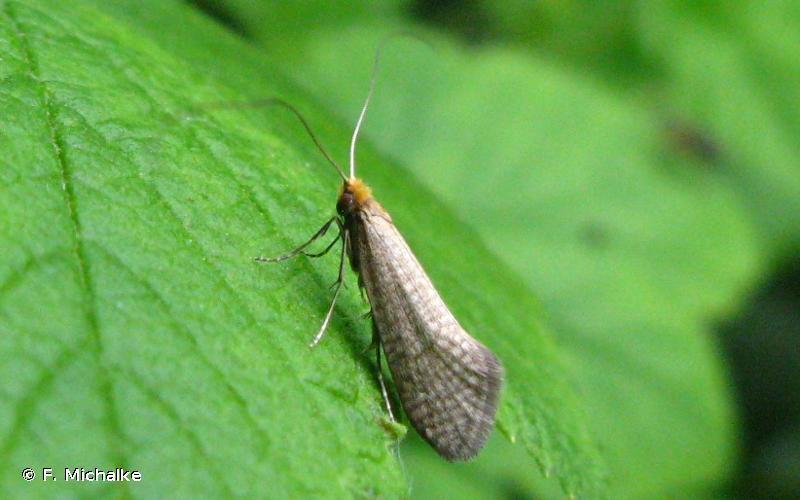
[
  {"xmin": 267, "ymin": 98, "xmax": 347, "ymax": 181},
  {"xmin": 349, "ymin": 32, "xmax": 430, "ymax": 179},
  {"xmin": 189, "ymin": 97, "xmax": 347, "ymax": 181}
]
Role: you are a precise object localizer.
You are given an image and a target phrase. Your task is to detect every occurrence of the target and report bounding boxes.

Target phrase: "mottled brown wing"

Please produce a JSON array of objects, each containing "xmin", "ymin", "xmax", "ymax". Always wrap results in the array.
[{"xmin": 352, "ymin": 200, "xmax": 503, "ymax": 461}]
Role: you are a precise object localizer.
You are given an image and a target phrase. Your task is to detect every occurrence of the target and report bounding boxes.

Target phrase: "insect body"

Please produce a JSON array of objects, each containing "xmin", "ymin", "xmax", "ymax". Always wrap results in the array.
[
  {"xmin": 338, "ymin": 178, "xmax": 502, "ymax": 459},
  {"xmin": 257, "ymin": 41, "xmax": 503, "ymax": 460}
]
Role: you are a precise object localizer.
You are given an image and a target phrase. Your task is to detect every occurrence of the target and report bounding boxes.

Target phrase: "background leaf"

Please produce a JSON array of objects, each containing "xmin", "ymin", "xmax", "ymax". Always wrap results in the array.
[
  {"xmin": 0, "ymin": 0, "xmax": 604, "ymax": 496},
  {"xmin": 426, "ymin": 0, "xmax": 800, "ymax": 260},
  {"xmin": 637, "ymin": 0, "xmax": 800, "ymax": 259}
]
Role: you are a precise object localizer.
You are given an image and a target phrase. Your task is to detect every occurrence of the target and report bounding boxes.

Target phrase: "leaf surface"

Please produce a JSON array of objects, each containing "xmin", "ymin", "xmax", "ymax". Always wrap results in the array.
[{"xmin": 0, "ymin": 0, "xmax": 603, "ymax": 496}]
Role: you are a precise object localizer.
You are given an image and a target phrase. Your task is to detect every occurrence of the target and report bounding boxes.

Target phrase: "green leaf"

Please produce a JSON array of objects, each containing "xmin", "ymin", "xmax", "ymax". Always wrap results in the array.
[
  {"xmin": 0, "ymin": 0, "xmax": 604, "ymax": 496},
  {"xmin": 205, "ymin": 0, "xmax": 404, "ymax": 44},
  {"xmin": 425, "ymin": 0, "xmax": 650, "ymax": 86},
  {"xmin": 402, "ymin": 433, "xmax": 567, "ymax": 500},
  {"xmin": 637, "ymin": 0, "xmax": 800, "ymax": 259},
  {"xmin": 464, "ymin": 0, "xmax": 800, "ymax": 260},
  {"xmin": 0, "ymin": 1, "xmax": 402, "ymax": 496},
  {"xmin": 226, "ymin": 17, "xmax": 763, "ymax": 497}
]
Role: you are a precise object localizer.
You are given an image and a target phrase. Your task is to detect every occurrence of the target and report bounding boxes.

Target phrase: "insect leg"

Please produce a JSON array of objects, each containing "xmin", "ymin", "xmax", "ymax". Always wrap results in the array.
[
  {"xmin": 301, "ymin": 228, "xmax": 342, "ymax": 258},
  {"xmin": 376, "ymin": 340, "xmax": 396, "ymax": 422},
  {"xmin": 254, "ymin": 216, "xmax": 337, "ymax": 263},
  {"xmin": 360, "ymin": 313, "xmax": 378, "ymax": 354},
  {"xmin": 309, "ymin": 230, "xmax": 349, "ymax": 348}
]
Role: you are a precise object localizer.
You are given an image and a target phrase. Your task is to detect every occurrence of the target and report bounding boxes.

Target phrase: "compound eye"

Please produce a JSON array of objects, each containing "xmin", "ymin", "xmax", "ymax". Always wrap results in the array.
[{"xmin": 337, "ymin": 192, "xmax": 355, "ymax": 215}]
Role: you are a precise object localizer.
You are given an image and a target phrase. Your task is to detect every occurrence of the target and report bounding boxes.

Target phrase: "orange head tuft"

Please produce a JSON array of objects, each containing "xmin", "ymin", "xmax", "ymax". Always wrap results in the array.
[
  {"xmin": 337, "ymin": 178, "xmax": 373, "ymax": 216},
  {"xmin": 348, "ymin": 178, "xmax": 372, "ymax": 204}
]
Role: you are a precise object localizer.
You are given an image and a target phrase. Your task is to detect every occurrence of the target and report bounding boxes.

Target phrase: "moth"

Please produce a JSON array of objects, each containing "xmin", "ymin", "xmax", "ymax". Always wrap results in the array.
[{"xmin": 257, "ymin": 45, "xmax": 503, "ymax": 461}]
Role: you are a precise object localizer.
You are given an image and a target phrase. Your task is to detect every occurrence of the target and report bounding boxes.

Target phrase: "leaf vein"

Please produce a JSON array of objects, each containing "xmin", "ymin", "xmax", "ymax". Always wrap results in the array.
[
  {"xmin": 90, "ymin": 244, "xmax": 273, "ymax": 455},
  {"xmin": 117, "ymin": 370, "xmax": 237, "ymax": 498},
  {"xmin": 62, "ymin": 51, "xmax": 353, "ymax": 451},
  {"xmin": 3, "ymin": 2, "xmax": 131, "ymax": 487}
]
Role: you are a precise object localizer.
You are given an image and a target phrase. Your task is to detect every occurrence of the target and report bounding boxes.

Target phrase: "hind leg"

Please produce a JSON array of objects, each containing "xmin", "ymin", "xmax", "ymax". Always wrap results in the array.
[{"xmin": 371, "ymin": 322, "xmax": 396, "ymax": 422}]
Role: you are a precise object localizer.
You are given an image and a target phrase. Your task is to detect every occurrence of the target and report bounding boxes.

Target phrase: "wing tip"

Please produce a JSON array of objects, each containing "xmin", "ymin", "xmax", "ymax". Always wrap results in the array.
[{"xmin": 430, "ymin": 345, "xmax": 505, "ymax": 461}]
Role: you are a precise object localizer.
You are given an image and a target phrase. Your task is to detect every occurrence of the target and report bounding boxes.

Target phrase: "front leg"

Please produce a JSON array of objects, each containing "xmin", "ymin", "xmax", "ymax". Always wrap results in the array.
[{"xmin": 254, "ymin": 216, "xmax": 340, "ymax": 262}]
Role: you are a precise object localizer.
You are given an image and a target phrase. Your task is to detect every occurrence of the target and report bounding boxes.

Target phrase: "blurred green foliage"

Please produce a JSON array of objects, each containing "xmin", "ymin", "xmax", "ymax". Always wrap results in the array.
[{"xmin": 1, "ymin": 0, "xmax": 798, "ymax": 498}]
